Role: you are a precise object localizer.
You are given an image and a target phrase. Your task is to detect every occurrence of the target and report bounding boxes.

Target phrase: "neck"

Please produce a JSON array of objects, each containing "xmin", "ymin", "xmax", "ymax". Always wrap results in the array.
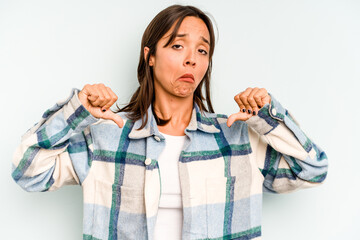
[{"xmin": 153, "ymin": 92, "xmax": 194, "ymax": 136}]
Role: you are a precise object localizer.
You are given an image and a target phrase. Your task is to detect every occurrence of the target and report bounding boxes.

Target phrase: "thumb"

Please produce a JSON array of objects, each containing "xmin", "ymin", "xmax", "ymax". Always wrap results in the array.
[
  {"xmin": 227, "ymin": 112, "xmax": 249, "ymax": 128},
  {"xmin": 102, "ymin": 111, "xmax": 124, "ymax": 128}
]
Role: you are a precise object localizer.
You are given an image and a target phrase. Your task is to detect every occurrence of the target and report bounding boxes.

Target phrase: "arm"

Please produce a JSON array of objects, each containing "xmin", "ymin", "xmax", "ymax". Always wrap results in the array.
[
  {"xmin": 12, "ymin": 84, "xmax": 123, "ymax": 192},
  {"xmin": 11, "ymin": 89, "xmax": 98, "ymax": 192},
  {"xmin": 227, "ymin": 87, "xmax": 328, "ymax": 193},
  {"xmin": 246, "ymin": 94, "xmax": 328, "ymax": 193}
]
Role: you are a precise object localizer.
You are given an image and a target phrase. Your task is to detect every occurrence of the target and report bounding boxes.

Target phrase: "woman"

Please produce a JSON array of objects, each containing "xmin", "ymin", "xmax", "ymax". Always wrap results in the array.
[{"xmin": 12, "ymin": 4, "xmax": 328, "ymax": 240}]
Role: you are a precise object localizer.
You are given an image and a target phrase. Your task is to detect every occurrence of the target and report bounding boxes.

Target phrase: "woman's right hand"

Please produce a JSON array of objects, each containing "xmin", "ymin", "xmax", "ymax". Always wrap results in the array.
[{"xmin": 78, "ymin": 83, "xmax": 124, "ymax": 128}]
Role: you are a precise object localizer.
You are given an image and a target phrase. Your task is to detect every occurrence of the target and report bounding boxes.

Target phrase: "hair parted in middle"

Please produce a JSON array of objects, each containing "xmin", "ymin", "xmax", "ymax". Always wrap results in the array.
[{"xmin": 116, "ymin": 4, "xmax": 217, "ymax": 130}]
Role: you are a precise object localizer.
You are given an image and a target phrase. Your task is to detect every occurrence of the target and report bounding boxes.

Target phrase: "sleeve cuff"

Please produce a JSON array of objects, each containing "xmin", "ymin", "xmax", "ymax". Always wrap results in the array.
[
  {"xmin": 40, "ymin": 88, "xmax": 99, "ymax": 133},
  {"xmin": 64, "ymin": 89, "xmax": 99, "ymax": 131},
  {"xmin": 245, "ymin": 93, "xmax": 286, "ymax": 135}
]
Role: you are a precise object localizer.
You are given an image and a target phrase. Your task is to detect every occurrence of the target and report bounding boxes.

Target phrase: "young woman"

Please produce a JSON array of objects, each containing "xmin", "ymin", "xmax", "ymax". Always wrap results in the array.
[{"xmin": 12, "ymin": 4, "xmax": 328, "ymax": 240}]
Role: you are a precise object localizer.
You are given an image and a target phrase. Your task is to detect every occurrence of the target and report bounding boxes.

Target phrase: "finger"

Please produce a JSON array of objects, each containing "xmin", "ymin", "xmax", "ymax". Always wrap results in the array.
[
  {"xmin": 97, "ymin": 84, "xmax": 112, "ymax": 111},
  {"xmin": 248, "ymin": 87, "xmax": 260, "ymax": 115},
  {"xmin": 78, "ymin": 84, "xmax": 93, "ymax": 107},
  {"xmin": 103, "ymin": 111, "xmax": 124, "ymax": 128},
  {"xmin": 234, "ymin": 93, "xmax": 246, "ymax": 113},
  {"xmin": 91, "ymin": 85, "xmax": 106, "ymax": 107},
  {"xmin": 227, "ymin": 111, "xmax": 252, "ymax": 127},
  {"xmin": 80, "ymin": 84, "xmax": 91, "ymax": 97},
  {"xmin": 102, "ymin": 87, "xmax": 118, "ymax": 111},
  {"xmin": 239, "ymin": 87, "xmax": 253, "ymax": 114},
  {"xmin": 86, "ymin": 85, "xmax": 100, "ymax": 104},
  {"xmin": 254, "ymin": 88, "xmax": 267, "ymax": 108},
  {"xmin": 262, "ymin": 93, "xmax": 271, "ymax": 106}
]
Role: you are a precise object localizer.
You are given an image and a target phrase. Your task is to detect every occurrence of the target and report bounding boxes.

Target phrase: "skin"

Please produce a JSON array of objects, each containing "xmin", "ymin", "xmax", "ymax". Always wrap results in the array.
[
  {"xmin": 78, "ymin": 16, "xmax": 271, "ymax": 133},
  {"xmin": 144, "ymin": 16, "xmax": 211, "ymax": 135},
  {"xmin": 78, "ymin": 83, "xmax": 124, "ymax": 128}
]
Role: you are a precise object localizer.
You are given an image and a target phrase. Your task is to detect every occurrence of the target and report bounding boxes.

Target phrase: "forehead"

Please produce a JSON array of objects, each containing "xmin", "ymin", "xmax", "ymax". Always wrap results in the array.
[{"xmin": 163, "ymin": 16, "xmax": 210, "ymax": 41}]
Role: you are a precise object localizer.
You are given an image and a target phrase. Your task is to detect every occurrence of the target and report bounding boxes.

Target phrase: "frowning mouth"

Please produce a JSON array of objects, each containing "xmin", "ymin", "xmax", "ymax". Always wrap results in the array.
[{"xmin": 178, "ymin": 73, "xmax": 195, "ymax": 83}]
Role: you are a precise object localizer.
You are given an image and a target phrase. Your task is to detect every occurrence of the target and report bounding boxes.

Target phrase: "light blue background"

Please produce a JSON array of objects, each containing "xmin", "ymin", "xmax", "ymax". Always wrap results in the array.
[{"xmin": 1, "ymin": 0, "xmax": 358, "ymax": 239}]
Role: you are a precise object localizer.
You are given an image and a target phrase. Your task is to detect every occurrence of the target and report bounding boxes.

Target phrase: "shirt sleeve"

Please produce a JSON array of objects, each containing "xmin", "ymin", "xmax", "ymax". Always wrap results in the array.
[
  {"xmin": 245, "ymin": 93, "xmax": 328, "ymax": 194},
  {"xmin": 11, "ymin": 88, "xmax": 99, "ymax": 192}
]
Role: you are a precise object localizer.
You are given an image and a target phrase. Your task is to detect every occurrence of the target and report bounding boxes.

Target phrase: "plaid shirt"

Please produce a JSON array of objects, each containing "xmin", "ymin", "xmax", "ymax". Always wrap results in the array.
[{"xmin": 12, "ymin": 88, "xmax": 328, "ymax": 240}]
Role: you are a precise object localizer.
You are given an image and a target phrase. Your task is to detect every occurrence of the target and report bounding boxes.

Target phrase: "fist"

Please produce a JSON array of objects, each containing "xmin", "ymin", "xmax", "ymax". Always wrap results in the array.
[
  {"xmin": 78, "ymin": 83, "xmax": 124, "ymax": 128},
  {"xmin": 227, "ymin": 87, "xmax": 271, "ymax": 127}
]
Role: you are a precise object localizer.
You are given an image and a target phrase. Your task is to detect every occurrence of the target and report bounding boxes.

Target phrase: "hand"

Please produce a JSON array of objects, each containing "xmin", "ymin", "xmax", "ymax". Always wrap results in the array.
[
  {"xmin": 227, "ymin": 87, "xmax": 271, "ymax": 127},
  {"xmin": 78, "ymin": 83, "xmax": 124, "ymax": 128}
]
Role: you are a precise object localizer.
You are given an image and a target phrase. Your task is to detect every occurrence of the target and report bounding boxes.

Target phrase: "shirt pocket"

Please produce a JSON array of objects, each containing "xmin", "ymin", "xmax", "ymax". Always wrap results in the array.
[
  {"xmin": 93, "ymin": 180, "xmax": 145, "ymax": 212},
  {"xmin": 92, "ymin": 180, "xmax": 146, "ymax": 239},
  {"xmin": 117, "ymin": 185, "xmax": 147, "ymax": 238},
  {"xmin": 119, "ymin": 185, "xmax": 145, "ymax": 214}
]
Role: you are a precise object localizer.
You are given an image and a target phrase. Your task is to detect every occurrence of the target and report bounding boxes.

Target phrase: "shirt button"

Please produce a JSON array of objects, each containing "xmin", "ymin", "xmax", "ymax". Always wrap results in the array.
[
  {"xmin": 271, "ymin": 108, "xmax": 277, "ymax": 116},
  {"xmin": 154, "ymin": 135, "xmax": 161, "ymax": 142},
  {"xmin": 145, "ymin": 158, "xmax": 152, "ymax": 165}
]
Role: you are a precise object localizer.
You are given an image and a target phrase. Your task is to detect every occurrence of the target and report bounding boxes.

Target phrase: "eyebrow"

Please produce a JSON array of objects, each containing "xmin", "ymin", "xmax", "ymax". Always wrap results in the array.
[{"xmin": 176, "ymin": 34, "xmax": 210, "ymax": 46}]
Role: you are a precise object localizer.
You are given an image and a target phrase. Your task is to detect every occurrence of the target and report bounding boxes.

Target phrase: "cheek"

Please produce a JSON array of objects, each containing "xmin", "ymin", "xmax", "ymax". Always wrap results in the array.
[
  {"xmin": 155, "ymin": 54, "xmax": 180, "ymax": 79},
  {"xmin": 159, "ymin": 52, "xmax": 180, "ymax": 69},
  {"xmin": 198, "ymin": 61, "xmax": 209, "ymax": 79}
]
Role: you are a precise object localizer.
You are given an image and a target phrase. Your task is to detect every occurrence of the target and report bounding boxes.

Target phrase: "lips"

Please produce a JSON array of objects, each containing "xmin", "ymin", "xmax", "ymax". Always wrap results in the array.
[{"xmin": 178, "ymin": 73, "xmax": 195, "ymax": 83}]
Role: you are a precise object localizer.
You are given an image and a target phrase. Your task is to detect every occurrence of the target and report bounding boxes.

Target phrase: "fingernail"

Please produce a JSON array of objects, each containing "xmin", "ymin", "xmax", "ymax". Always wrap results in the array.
[
  {"xmin": 242, "ymin": 109, "xmax": 246, "ymax": 113},
  {"xmin": 247, "ymin": 109, "xmax": 252, "ymax": 114},
  {"xmin": 253, "ymin": 111, "xmax": 256, "ymax": 115},
  {"xmin": 102, "ymin": 109, "xmax": 106, "ymax": 112}
]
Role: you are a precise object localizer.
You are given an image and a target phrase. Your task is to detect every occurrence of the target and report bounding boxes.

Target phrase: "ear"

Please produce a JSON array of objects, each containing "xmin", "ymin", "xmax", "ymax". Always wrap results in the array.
[{"xmin": 144, "ymin": 46, "xmax": 154, "ymax": 66}]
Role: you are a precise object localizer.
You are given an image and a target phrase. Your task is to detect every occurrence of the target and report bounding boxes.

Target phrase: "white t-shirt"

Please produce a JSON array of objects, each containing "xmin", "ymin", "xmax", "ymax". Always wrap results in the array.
[{"xmin": 153, "ymin": 132, "xmax": 186, "ymax": 240}]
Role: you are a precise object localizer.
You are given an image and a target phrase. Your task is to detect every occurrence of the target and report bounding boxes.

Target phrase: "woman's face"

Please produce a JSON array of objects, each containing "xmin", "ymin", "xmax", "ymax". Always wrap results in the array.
[{"xmin": 147, "ymin": 16, "xmax": 210, "ymax": 99}]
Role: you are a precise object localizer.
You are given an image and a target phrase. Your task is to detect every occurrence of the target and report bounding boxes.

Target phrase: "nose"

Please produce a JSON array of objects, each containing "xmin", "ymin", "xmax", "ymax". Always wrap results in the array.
[{"xmin": 184, "ymin": 49, "xmax": 196, "ymax": 67}]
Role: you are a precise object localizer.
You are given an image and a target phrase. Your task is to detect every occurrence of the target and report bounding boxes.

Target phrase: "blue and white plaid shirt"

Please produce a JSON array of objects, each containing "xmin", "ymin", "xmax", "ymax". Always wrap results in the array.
[{"xmin": 12, "ymin": 88, "xmax": 328, "ymax": 240}]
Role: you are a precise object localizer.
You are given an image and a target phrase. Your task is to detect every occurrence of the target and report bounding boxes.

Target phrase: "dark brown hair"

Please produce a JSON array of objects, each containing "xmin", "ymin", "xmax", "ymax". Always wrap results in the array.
[{"xmin": 116, "ymin": 4, "xmax": 216, "ymax": 129}]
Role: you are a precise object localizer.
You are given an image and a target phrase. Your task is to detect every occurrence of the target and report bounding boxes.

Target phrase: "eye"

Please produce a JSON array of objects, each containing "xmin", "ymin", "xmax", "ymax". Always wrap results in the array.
[
  {"xmin": 199, "ymin": 49, "xmax": 208, "ymax": 55},
  {"xmin": 172, "ymin": 44, "xmax": 183, "ymax": 49}
]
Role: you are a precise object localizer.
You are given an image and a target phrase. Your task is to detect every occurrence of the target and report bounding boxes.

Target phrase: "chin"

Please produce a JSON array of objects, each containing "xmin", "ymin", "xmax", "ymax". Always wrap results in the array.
[{"xmin": 174, "ymin": 89, "xmax": 194, "ymax": 98}]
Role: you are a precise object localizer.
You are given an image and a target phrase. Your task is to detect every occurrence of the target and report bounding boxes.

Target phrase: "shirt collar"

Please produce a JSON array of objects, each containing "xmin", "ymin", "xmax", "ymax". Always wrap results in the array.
[{"xmin": 128, "ymin": 102, "xmax": 220, "ymax": 139}]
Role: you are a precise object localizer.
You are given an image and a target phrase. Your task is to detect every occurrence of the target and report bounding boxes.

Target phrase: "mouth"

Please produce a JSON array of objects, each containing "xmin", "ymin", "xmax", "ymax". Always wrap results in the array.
[{"xmin": 178, "ymin": 73, "xmax": 195, "ymax": 83}]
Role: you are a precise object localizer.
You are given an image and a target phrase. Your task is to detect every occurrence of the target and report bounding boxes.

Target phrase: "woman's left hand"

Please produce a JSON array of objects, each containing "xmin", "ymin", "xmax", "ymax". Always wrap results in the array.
[{"xmin": 227, "ymin": 87, "xmax": 271, "ymax": 127}]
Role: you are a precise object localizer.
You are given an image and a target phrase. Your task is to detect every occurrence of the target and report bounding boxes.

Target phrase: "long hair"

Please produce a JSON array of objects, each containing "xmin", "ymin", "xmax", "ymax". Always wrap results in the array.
[{"xmin": 116, "ymin": 4, "xmax": 216, "ymax": 129}]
